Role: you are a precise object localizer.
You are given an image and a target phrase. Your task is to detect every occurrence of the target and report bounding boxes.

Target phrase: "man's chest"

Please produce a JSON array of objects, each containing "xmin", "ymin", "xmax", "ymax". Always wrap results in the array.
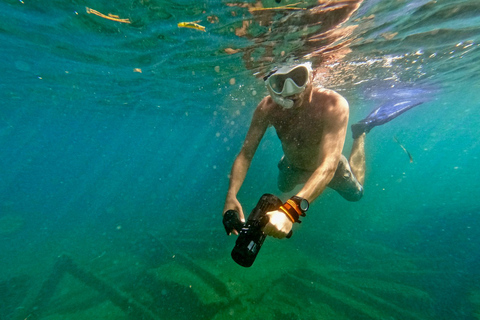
[{"xmin": 272, "ymin": 116, "xmax": 324, "ymax": 147}]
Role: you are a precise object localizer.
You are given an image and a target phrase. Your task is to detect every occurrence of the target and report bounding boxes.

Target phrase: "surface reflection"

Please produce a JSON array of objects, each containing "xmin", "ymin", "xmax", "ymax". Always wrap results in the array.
[{"xmin": 225, "ymin": 0, "xmax": 363, "ymax": 75}]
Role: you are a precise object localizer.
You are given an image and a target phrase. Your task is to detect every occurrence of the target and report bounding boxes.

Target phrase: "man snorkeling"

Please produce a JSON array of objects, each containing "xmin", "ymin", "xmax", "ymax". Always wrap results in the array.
[{"xmin": 223, "ymin": 62, "xmax": 421, "ymax": 239}]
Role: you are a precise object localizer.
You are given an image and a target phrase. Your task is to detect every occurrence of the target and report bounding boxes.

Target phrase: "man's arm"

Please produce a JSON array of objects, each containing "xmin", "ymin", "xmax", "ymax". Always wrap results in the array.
[
  {"xmin": 296, "ymin": 94, "xmax": 349, "ymax": 203},
  {"xmin": 223, "ymin": 99, "xmax": 271, "ymax": 226},
  {"xmin": 263, "ymin": 93, "xmax": 349, "ymax": 238}
]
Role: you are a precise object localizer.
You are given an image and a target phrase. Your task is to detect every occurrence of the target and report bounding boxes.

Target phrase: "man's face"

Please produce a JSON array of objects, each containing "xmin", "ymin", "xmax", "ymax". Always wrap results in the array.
[
  {"xmin": 287, "ymin": 82, "xmax": 312, "ymax": 106},
  {"xmin": 265, "ymin": 63, "xmax": 313, "ymax": 109}
]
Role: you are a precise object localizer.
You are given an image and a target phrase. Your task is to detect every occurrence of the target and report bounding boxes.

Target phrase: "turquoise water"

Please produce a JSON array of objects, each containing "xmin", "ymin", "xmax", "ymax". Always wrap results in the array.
[{"xmin": 1, "ymin": 0, "xmax": 480, "ymax": 319}]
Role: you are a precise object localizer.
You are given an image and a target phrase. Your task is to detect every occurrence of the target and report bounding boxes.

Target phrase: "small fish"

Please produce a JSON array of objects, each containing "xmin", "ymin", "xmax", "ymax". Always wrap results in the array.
[
  {"xmin": 393, "ymin": 136, "xmax": 413, "ymax": 163},
  {"xmin": 177, "ymin": 21, "xmax": 206, "ymax": 32}
]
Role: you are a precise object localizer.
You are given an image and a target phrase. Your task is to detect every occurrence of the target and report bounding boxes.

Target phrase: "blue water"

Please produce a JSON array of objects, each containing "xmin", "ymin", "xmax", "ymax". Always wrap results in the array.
[{"xmin": 1, "ymin": 0, "xmax": 480, "ymax": 319}]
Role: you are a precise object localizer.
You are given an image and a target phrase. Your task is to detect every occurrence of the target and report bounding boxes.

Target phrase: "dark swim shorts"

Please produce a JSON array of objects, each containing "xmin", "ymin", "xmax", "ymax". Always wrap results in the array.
[{"xmin": 277, "ymin": 155, "xmax": 363, "ymax": 202}]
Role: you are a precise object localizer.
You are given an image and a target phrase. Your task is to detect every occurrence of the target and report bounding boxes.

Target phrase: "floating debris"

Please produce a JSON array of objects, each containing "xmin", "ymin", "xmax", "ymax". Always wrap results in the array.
[
  {"xmin": 207, "ymin": 15, "xmax": 219, "ymax": 24},
  {"xmin": 224, "ymin": 48, "xmax": 241, "ymax": 54},
  {"xmin": 249, "ymin": 2, "xmax": 306, "ymax": 12},
  {"xmin": 177, "ymin": 21, "xmax": 206, "ymax": 32},
  {"xmin": 86, "ymin": 7, "xmax": 131, "ymax": 24}
]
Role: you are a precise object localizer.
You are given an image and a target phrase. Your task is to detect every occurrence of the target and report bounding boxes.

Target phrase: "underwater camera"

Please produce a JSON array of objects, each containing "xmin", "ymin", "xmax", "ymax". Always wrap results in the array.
[{"xmin": 223, "ymin": 194, "xmax": 292, "ymax": 267}]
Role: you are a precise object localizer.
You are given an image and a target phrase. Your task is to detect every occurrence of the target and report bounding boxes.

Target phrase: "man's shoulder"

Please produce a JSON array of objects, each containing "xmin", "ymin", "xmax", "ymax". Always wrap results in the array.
[
  {"xmin": 250, "ymin": 96, "xmax": 278, "ymax": 124},
  {"xmin": 312, "ymin": 87, "xmax": 348, "ymax": 108},
  {"xmin": 313, "ymin": 87, "xmax": 345, "ymax": 100},
  {"xmin": 256, "ymin": 96, "xmax": 278, "ymax": 113}
]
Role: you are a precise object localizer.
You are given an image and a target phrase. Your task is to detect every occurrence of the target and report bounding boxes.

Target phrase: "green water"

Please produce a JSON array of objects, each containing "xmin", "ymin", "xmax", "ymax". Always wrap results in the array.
[{"xmin": 1, "ymin": 0, "xmax": 480, "ymax": 319}]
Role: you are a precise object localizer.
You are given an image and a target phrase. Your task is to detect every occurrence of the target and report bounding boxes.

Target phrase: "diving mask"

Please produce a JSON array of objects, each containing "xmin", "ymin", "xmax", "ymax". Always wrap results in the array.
[{"xmin": 265, "ymin": 63, "xmax": 312, "ymax": 108}]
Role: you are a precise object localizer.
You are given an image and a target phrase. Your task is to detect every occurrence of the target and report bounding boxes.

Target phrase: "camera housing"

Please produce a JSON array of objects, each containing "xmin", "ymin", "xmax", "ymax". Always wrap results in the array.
[{"xmin": 223, "ymin": 194, "xmax": 284, "ymax": 267}]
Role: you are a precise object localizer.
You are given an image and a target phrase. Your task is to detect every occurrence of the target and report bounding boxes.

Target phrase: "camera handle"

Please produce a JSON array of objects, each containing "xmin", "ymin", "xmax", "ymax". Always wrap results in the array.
[{"xmin": 223, "ymin": 210, "xmax": 244, "ymax": 235}]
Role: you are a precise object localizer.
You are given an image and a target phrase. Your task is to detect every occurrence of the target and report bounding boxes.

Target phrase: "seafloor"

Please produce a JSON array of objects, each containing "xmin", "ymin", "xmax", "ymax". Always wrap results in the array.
[{"xmin": 3, "ymin": 217, "xmax": 479, "ymax": 320}]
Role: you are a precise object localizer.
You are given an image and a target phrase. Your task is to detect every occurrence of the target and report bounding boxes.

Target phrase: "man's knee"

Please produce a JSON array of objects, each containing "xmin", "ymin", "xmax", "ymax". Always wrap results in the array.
[
  {"xmin": 329, "ymin": 155, "xmax": 364, "ymax": 202},
  {"xmin": 343, "ymin": 185, "xmax": 364, "ymax": 202}
]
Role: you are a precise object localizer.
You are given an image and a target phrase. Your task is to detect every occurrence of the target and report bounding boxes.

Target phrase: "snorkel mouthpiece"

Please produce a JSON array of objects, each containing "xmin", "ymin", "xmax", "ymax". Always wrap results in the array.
[{"xmin": 267, "ymin": 85, "xmax": 295, "ymax": 109}]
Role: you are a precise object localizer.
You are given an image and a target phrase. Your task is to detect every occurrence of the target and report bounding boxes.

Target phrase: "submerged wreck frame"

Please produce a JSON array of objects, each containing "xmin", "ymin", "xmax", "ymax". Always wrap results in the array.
[{"xmin": 12, "ymin": 230, "xmax": 444, "ymax": 320}]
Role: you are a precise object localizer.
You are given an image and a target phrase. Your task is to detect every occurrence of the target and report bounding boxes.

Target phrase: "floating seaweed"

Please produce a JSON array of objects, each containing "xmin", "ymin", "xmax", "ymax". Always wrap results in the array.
[{"xmin": 86, "ymin": 7, "xmax": 131, "ymax": 24}]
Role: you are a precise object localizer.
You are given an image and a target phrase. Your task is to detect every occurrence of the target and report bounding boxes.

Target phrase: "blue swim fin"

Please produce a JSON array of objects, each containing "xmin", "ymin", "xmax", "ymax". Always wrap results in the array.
[{"xmin": 351, "ymin": 100, "xmax": 424, "ymax": 139}]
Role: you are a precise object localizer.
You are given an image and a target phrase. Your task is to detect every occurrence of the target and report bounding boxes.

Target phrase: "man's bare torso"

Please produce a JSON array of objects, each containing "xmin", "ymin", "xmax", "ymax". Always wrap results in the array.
[{"xmin": 263, "ymin": 88, "xmax": 348, "ymax": 171}]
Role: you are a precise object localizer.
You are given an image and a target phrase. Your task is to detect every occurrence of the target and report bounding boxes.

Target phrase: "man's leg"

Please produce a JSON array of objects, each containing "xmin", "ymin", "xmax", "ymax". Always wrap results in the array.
[
  {"xmin": 348, "ymin": 133, "xmax": 366, "ymax": 186},
  {"xmin": 327, "ymin": 150, "xmax": 364, "ymax": 202},
  {"xmin": 343, "ymin": 97, "xmax": 422, "ymax": 200},
  {"xmin": 278, "ymin": 148, "xmax": 365, "ymax": 201}
]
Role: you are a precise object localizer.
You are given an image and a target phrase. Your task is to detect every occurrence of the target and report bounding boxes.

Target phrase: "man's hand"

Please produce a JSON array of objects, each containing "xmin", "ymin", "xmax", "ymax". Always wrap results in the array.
[
  {"xmin": 263, "ymin": 210, "xmax": 293, "ymax": 239},
  {"xmin": 223, "ymin": 196, "xmax": 245, "ymax": 235}
]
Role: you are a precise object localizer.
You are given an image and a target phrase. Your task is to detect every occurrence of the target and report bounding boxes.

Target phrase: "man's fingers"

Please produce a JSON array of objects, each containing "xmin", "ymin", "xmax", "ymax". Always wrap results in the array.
[
  {"xmin": 263, "ymin": 222, "xmax": 273, "ymax": 235},
  {"xmin": 263, "ymin": 222, "xmax": 278, "ymax": 238},
  {"xmin": 263, "ymin": 222, "xmax": 285, "ymax": 239},
  {"xmin": 263, "ymin": 210, "xmax": 292, "ymax": 239}
]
